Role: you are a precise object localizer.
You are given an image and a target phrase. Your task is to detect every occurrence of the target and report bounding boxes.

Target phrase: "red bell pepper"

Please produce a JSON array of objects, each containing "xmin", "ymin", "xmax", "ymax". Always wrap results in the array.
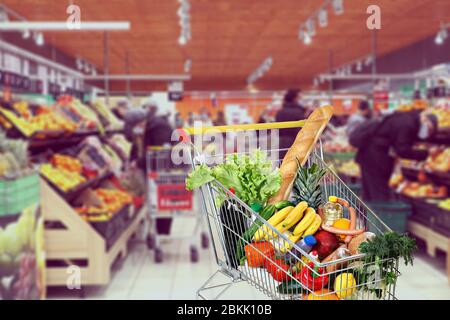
[
  {"xmin": 244, "ymin": 242, "xmax": 274, "ymax": 268},
  {"xmin": 298, "ymin": 262, "xmax": 329, "ymax": 291},
  {"xmin": 264, "ymin": 259, "xmax": 291, "ymax": 282}
]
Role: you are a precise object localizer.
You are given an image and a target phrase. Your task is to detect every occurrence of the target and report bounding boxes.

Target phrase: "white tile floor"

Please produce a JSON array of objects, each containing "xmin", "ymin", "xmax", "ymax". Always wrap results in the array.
[{"xmin": 47, "ymin": 217, "xmax": 450, "ymax": 300}]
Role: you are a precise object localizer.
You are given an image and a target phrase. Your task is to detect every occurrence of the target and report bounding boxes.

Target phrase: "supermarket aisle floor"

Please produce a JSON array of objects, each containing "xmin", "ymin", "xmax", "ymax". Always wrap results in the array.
[{"xmin": 47, "ymin": 217, "xmax": 450, "ymax": 300}]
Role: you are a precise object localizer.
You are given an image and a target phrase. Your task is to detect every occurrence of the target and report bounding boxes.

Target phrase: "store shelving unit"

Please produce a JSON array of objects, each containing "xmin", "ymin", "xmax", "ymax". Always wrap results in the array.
[
  {"xmin": 396, "ymin": 129, "xmax": 450, "ymax": 283},
  {"xmin": 42, "ymin": 179, "xmax": 146, "ymax": 286},
  {"xmin": 1, "ymin": 96, "xmax": 140, "ymax": 290}
]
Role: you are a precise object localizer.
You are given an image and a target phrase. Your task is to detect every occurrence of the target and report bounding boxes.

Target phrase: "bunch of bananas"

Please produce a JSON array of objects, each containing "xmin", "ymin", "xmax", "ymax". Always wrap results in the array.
[{"xmin": 253, "ymin": 201, "xmax": 322, "ymax": 254}]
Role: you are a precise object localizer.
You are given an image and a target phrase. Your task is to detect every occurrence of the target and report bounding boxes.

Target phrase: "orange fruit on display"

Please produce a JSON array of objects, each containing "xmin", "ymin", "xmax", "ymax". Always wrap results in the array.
[
  {"xmin": 307, "ymin": 289, "xmax": 339, "ymax": 300},
  {"xmin": 332, "ymin": 218, "xmax": 351, "ymax": 241}
]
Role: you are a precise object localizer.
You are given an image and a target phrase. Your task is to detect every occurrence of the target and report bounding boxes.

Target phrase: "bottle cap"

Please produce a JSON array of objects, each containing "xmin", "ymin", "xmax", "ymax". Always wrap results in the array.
[
  {"xmin": 329, "ymin": 196, "xmax": 338, "ymax": 203},
  {"xmin": 304, "ymin": 235, "xmax": 317, "ymax": 247},
  {"xmin": 310, "ymin": 250, "xmax": 319, "ymax": 259}
]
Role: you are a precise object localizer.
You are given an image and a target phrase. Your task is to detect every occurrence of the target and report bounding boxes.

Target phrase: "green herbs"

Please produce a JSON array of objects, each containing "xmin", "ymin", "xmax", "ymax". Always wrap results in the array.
[
  {"xmin": 186, "ymin": 149, "xmax": 281, "ymax": 206},
  {"xmin": 359, "ymin": 232, "xmax": 416, "ymax": 266},
  {"xmin": 355, "ymin": 232, "xmax": 417, "ymax": 293}
]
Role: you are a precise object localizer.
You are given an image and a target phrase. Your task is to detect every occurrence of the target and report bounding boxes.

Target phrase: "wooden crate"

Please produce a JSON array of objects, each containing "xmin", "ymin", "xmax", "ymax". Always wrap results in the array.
[
  {"xmin": 408, "ymin": 220, "xmax": 450, "ymax": 285},
  {"xmin": 41, "ymin": 179, "xmax": 146, "ymax": 286}
]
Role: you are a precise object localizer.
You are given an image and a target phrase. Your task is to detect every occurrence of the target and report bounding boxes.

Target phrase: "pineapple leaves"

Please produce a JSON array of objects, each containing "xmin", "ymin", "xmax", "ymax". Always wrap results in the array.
[{"xmin": 292, "ymin": 160, "xmax": 327, "ymax": 210}]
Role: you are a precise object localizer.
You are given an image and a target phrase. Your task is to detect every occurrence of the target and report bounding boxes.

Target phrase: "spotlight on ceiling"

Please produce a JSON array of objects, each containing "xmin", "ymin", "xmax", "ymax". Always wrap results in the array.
[
  {"xmin": 356, "ymin": 61, "xmax": 363, "ymax": 72},
  {"xmin": 22, "ymin": 29, "xmax": 30, "ymax": 39},
  {"xmin": 435, "ymin": 26, "xmax": 448, "ymax": 45},
  {"xmin": 184, "ymin": 58, "xmax": 192, "ymax": 73},
  {"xmin": 333, "ymin": 0, "xmax": 344, "ymax": 16},
  {"xmin": 34, "ymin": 32, "xmax": 44, "ymax": 46},
  {"xmin": 0, "ymin": 8, "xmax": 8, "ymax": 22},
  {"xmin": 303, "ymin": 32, "xmax": 312, "ymax": 45},
  {"xmin": 178, "ymin": 35, "xmax": 187, "ymax": 46},
  {"xmin": 318, "ymin": 9, "xmax": 328, "ymax": 28}
]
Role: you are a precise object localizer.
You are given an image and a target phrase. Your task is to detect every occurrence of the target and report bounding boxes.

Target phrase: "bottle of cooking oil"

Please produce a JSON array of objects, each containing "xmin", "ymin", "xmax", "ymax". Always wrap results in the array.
[{"xmin": 322, "ymin": 196, "xmax": 343, "ymax": 226}]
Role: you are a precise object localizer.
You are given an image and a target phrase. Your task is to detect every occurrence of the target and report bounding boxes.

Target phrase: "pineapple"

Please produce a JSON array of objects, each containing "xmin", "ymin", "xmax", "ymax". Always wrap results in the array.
[{"xmin": 292, "ymin": 162, "xmax": 327, "ymax": 210}]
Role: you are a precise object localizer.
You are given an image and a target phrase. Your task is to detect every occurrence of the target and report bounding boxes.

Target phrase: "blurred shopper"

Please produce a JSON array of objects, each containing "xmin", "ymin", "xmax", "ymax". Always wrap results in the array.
[
  {"xmin": 187, "ymin": 112, "xmax": 195, "ymax": 126},
  {"xmin": 276, "ymin": 89, "xmax": 306, "ymax": 157},
  {"xmin": 140, "ymin": 105, "xmax": 175, "ymax": 235},
  {"xmin": 174, "ymin": 112, "xmax": 184, "ymax": 129},
  {"xmin": 354, "ymin": 111, "xmax": 439, "ymax": 201},
  {"xmin": 213, "ymin": 111, "xmax": 227, "ymax": 126},
  {"xmin": 112, "ymin": 100, "xmax": 128, "ymax": 120},
  {"xmin": 123, "ymin": 106, "xmax": 148, "ymax": 142},
  {"xmin": 258, "ymin": 109, "xmax": 270, "ymax": 124},
  {"xmin": 346, "ymin": 100, "xmax": 372, "ymax": 136}
]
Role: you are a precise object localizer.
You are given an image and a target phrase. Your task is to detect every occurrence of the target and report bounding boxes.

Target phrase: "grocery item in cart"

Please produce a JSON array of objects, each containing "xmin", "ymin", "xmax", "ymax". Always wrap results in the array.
[
  {"xmin": 321, "ymin": 196, "xmax": 343, "ymax": 226},
  {"xmin": 269, "ymin": 105, "xmax": 334, "ymax": 204}
]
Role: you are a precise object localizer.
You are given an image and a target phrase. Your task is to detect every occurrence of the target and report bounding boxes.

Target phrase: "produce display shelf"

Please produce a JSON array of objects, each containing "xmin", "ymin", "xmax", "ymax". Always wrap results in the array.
[
  {"xmin": 42, "ymin": 178, "xmax": 146, "ymax": 287},
  {"xmin": 401, "ymin": 195, "xmax": 450, "ymax": 233},
  {"xmin": 400, "ymin": 166, "xmax": 450, "ymax": 188},
  {"xmin": 426, "ymin": 129, "xmax": 450, "ymax": 145},
  {"xmin": 89, "ymin": 204, "xmax": 133, "ymax": 250},
  {"xmin": 41, "ymin": 170, "xmax": 114, "ymax": 203},
  {"xmin": 407, "ymin": 219, "xmax": 450, "ymax": 284}
]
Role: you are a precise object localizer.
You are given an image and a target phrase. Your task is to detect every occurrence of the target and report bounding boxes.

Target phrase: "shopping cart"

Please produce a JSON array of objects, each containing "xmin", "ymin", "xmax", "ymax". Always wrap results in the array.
[
  {"xmin": 182, "ymin": 121, "xmax": 400, "ymax": 300},
  {"xmin": 146, "ymin": 146, "xmax": 209, "ymax": 263}
]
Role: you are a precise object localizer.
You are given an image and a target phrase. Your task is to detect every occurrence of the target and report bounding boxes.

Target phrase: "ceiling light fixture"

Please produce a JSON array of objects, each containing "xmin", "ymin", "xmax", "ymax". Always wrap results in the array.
[
  {"xmin": 0, "ymin": 8, "xmax": 8, "ymax": 22},
  {"xmin": 303, "ymin": 32, "xmax": 312, "ymax": 45},
  {"xmin": 184, "ymin": 58, "xmax": 192, "ymax": 73},
  {"xmin": 318, "ymin": 9, "xmax": 328, "ymax": 28},
  {"xmin": 22, "ymin": 29, "xmax": 30, "ymax": 39},
  {"xmin": 247, "ymin": 56, "xmax": 274, "ymax": 85},
  {"xmin": 177, "ymin": 0, "xmax": 191, "ymax": 46},
  {"xmin": 298, "ymin": 0, "xmax": 344, "ymax": 46},
  {"xmin": 332, "ymin": 0, "xmax": 344, "ymax": 16},
  {"xmin": 356, "ymin": 60, "xmax": 363, "ymax": 72},
  {"xmin": 34, "ymin": 31, "xmax": 44, "ymax": 46},
  {"xmin": 435, "ymin": 23, "xmax": 448, "ymax": 45}
]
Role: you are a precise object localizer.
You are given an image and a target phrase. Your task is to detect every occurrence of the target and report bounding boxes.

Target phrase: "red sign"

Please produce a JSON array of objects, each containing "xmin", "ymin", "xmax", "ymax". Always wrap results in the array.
[
  {"xmin": 373, "ymin": 90, "xmax": 389, "ymax": 111},
  {"xmin": 157, "ymin": 185, "xmax": 193, "ymax": 211}
]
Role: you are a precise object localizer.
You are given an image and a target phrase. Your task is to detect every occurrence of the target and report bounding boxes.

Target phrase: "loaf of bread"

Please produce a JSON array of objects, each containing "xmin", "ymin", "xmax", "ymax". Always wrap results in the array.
[{"xmin": 269, "ymin": 105, "xmax": 334, "ymax": 203}]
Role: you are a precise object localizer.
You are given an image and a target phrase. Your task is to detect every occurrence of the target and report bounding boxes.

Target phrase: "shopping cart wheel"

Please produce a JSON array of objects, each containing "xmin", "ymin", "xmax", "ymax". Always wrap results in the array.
[
  {"xmin": 146, "ymin": 234, "xmax": 155, "ymax": 250},
  {"xmin": 201, "ymin": 232, "xmax": 209, "ymax": 249},
  {"xmin": 154, "ymin": 248, "xmax": 163, "ymax": 263},
  {"xmin": 190, "ymin": 245, "xmax": 199, "ymax": 263}
]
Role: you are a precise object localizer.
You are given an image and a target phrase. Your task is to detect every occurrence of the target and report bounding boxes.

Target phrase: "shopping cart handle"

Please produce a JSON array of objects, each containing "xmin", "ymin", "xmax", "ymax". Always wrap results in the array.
[{"xmin": 181, "ymin": 120, "xmax": 306, "ymax": 136}]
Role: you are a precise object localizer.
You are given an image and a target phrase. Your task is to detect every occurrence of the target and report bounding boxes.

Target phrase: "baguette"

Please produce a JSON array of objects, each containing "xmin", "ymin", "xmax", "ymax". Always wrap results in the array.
[{"xmin": 269, "ymin": 105, "xmax": 334, "ymax": 203}]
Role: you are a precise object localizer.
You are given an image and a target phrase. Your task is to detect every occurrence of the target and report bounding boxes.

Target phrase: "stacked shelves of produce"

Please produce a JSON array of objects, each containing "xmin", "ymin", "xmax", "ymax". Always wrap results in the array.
[
  {"xmin": 39, "ymin": 135, "xmax": 145, "ymax": 287},
  {"xmin": 391, "ymin": 103, "xmax": 450, "ymax": 277},
  {"xmin": 0, "ymin": 132, "xmax": 45, "ymax": 299},
  {"xmin": 1, "ymin": 96, "xmax": 142, "ymax": 289},
  {"xmin": 0, "ymin": 97, "xmax": 124, "ymax": 154},
  {"xmin": 323, "ymin": 130, "xmax": 360, "ymax": 195}
]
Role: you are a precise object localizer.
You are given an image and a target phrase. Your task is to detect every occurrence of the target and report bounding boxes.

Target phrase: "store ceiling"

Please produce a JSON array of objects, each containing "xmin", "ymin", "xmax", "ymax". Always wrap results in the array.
[{"xmin": 2, "ymin": 0, "xmax": 450, "ymax": 91}]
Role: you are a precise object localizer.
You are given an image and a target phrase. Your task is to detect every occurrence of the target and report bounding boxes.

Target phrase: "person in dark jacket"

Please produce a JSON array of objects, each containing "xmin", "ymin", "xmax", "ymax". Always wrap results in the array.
[
  {"xmin": 275, "ymin": 89, "xmax": 306, "ymax": 157},
  {"xmin": 141, "ymin": 109, "xmax": 175, "ymax": 235},
  {"xmin": 356, "ymin": 111, "xmax": 438, "ymax": 201}
]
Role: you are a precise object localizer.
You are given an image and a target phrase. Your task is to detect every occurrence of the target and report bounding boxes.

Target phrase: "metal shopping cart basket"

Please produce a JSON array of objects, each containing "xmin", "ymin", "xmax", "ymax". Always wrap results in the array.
[
  {"xmin": 146, "ymin": 146, "xmax": 209, "ymax": 263},
  {"xmin": 181, "ymin": 121, "xmax": 400, "ymax": 300}
]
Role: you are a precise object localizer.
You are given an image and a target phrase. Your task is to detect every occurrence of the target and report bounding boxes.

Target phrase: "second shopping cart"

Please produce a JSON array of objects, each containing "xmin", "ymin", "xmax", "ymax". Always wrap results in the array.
[{"xmin": 146, "ymin": 146, "xmax": 209, "ymax": 263}]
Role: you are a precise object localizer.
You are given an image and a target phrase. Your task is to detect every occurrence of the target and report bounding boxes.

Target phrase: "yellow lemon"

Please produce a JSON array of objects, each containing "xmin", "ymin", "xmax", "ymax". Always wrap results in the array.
[{"xmin": 334, "ymin": 273, "xmax": 356, "ymax": 299}]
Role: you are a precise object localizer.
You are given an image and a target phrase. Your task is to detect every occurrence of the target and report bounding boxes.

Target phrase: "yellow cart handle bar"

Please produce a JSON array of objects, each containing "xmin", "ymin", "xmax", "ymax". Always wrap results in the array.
[{"xmin": 181, "ymin": 119, "xmax": 306, "ymax": 136}]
